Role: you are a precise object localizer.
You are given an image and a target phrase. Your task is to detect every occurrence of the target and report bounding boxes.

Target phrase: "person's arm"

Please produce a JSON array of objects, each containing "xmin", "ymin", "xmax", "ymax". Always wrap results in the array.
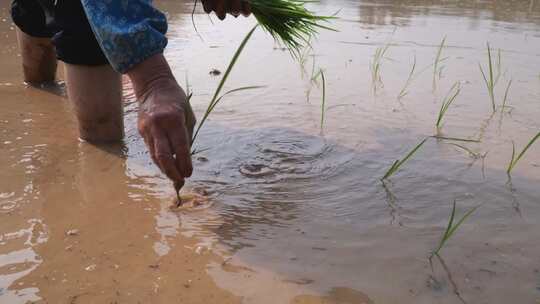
[
  {"xmin": 128, "ymin": 53, "xmax": 196, "ymax": 189},
  {"xmin": 80, "ymin": 0, "xmax": 250, "ymax": 187},
  {"xmin": 79, "ymin": 1, "xmax": 191, "ymax": 188}
]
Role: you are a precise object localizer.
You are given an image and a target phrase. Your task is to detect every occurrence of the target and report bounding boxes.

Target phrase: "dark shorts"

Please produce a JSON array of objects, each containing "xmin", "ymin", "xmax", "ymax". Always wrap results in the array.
[{"xmin": 11, "ymin": 0, "xmax": 108, "ymax": 66}]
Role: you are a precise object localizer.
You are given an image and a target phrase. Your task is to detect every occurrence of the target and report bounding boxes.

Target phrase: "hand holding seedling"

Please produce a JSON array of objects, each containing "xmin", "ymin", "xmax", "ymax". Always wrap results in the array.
[
  {"xmin": 128, "ymin": 54, "xmax": 196, "ymax": 192},
  {"xmin": 200, "ymin": 0, "xmax": 252, "ymax": 19}
]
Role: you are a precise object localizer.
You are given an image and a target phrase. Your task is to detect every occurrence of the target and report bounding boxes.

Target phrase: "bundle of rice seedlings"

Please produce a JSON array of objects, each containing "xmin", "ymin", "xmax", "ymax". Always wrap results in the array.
[{"xmin": 248, "ymin": 0, "xmax": 335, "ymax": 58}]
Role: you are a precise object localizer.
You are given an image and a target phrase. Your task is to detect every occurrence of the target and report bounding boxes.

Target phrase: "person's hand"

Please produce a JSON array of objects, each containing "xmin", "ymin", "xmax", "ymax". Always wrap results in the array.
[
  {"xmin": 127, "ymin": 54, "xmax": 196, "ymax": 190},
  {"xmin": 201, "ymin": 0, "xmax": 252, "ymax": 20},
  {"xmin": 137, "ymin": 79, "xmax": 196, "ymax": 189}
]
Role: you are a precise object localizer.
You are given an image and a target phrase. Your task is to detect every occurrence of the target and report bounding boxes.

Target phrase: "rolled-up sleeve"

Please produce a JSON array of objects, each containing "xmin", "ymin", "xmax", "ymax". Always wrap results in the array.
[{"xmin": 80, "ymin": 0, "xmax": 168, "ymax": 73}]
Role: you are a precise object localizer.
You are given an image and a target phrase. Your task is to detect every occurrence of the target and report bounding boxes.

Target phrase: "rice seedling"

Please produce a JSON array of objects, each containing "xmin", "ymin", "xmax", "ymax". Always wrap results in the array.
[
  {"xmin": 398, "ymin": 54, "xmax": 416, "ymax": 99},
  {"xmin": 371, "ymin": 43, "xmax": 391, "ymax": 93},
  {"xmin": 430, "ymin": 200, "xmax": 479, "ymax": 259},
  {"xmin": 298, "ymin": 43, "xmax": 314, "ymax": 78},
  {"xmin": 502, "ymin": 79, "xmax": 512, "ymax": 110},
  {"xmin": 507, "ymin": 132, "xmax": 540, "ymax": 174},
  {"xmin": 496, "ymin": 48, "xmax": 503, "ymax": 83},
  {"xmin": 311, "ymin": 67, "xmax": 322, "ymax": 84},
  {"xmin": 250, "ymin": 0, "xmax": 336, "ymax": 58},
  {"xmin": 447, "ymin": 143, "xmax": 482, "ymax": 159},
  {"xmin": 319, "ymin": 69, "xmax": 327, "ymax": 131},
  {"xmin": 190, "ymin": 26, "xmax": 264, "ymax": 149},
  {"xmin": 435, "ymin": 82, "xmax": 461, "ymax": 129},
  {"xmin": 479, "ymin": 42, "xmax": 498, "ymax": 112},
  {"xmin": 431, "ymin": 135, "xmax": 480, "ymax": 143},
  {"xmin": 381, "ymin": 138, "xmax": 427, "ymax": 180},
  {"xmin": 432, "ymin": 36, "xmax": 447, "ymax": 89},
  {"xmin": 305, "ymin": 55, "xmax": 319, "ymax": 103}
]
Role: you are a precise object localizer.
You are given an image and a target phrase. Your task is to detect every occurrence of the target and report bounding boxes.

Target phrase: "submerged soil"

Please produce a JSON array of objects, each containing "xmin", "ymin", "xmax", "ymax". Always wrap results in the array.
[{"xmin": 1, "ymin": 0, "xmax": 540, "ymax": 303}]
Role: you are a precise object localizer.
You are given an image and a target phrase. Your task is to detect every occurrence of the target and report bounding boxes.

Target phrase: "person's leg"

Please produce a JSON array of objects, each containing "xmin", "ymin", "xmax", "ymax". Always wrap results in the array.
[
  {"xmin": 63, "ymin": 64, "xmax": 124, "ymax": 142},
  {"xmin": 11, "ymin": 0, "xmax": 57, "ymax": 83},
  {"xmin": 52, "ymin": 0, "xmax": 124, "ymax": 142}
]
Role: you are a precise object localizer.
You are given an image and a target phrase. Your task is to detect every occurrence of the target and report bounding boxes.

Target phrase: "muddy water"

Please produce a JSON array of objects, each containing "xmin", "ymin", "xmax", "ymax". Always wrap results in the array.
[{"xmin": 1, "ymin": 0, "xmax": 540, "ymax": 303}]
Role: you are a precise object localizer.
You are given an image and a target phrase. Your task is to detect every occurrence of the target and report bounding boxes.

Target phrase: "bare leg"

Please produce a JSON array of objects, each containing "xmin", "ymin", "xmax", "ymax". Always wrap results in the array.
[
  {"xmin": 16, "ymin": 28, "xmax": 57, "ymax": 84},
  {"xmin": 64, "ymin": 63, "xmax": 124, "ymax": 142}
]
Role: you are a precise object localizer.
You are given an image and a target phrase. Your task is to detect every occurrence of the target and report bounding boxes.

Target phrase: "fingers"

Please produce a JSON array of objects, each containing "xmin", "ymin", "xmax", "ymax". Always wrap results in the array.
[
  {"xmin": 201, "ymin": 0, "xmax": 251, "ymax": 19},
  {"xmin": 168, "ymin": 124, "xmax": 193, "ymax": 178},
  {"xmin": 174, "ymin": 180, "xmax": 185, "ymax": 193},
  {"xmin": 201, "ymin": 0, "xmax": 214, "ymax": 14},
  {"xmin": 230, "ymin": 0, "xmax": 242, "ymax": 17},
  {"xmin": 142, "ymin": 133, "xmax": 159, "ymax": 166},
  {"xmin": 215, "ymin": 0, "xmax": 227, "ymax": 20},
  {"xmin": 241, "ymin": 0, "xmax": 251, "ymax": 16},
  {"xmin": 153, "ymin": 130, "xmax": 184, "ymax": 184}
]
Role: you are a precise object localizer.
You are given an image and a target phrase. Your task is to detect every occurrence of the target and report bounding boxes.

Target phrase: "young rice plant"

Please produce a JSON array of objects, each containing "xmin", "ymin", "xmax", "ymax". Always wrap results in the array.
[
  {"xmin": 381, "ymin": 138, "xmax": 428, "ymax": 180},
  {"xmin": 479, "ymin": 42, "xmax": 503, "ymax": 112},
  {"xmin": 507, "ymin": 132, "xmax": 540, "ymax": 174},
  {"xmin": 431, "ymin": 200, "xmax": 479, "ymax": 259},
  {"xmin": 436, "ymin": 82, "xmax": 461, "ymax": 129},
  {"xmin": 319, "ymin": 69, "xmax": 327, "ymax": 131},
  {"xmin": 190, "ymin": 26, "xmax": 264, "ymax": 149}
]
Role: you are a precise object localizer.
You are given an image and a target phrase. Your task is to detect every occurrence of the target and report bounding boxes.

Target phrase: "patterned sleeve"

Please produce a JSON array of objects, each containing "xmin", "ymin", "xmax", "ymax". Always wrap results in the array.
[{"xmin": 80, "ymin": 0, "xmax": 168, "ymax": 74}]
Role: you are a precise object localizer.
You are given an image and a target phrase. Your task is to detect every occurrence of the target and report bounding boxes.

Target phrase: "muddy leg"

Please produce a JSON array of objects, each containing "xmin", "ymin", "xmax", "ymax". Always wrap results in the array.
[
  {"xmin": 64, "ymin": 64, "xmax": 124, "ymax": 142},
  {"xmin": 16, "ymin": 28, "xmax": 57, "ymax": 84}
]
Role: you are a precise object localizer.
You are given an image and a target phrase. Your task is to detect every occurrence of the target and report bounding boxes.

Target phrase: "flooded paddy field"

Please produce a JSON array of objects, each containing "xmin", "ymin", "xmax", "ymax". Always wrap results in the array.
[{"xmin": 1, "ymin": 0, "xmax": 540, "ymax": 303}]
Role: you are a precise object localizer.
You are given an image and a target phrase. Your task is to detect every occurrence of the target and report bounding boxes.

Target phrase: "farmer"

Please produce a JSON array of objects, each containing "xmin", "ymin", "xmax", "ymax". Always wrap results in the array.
[{"xmin": 11, "ymin": 0, "xmax": 251, "ymax": 190}]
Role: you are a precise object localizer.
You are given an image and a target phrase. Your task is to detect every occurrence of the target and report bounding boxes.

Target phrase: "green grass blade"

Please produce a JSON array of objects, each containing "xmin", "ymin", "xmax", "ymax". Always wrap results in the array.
[
  {"xmin": 495, "ymin": 48, "xmax": 502, "ymax": 85},
  {"xmin": 479, "ymin": 64, "xmax": 489, "ymax": 87},
  {"xmin": 507, "ymin": 141, "xmax": 516, "ymax": 173},
  {"xmin": 381, "ymin": 138, "xmax": 427, "ymax": 180},
  {"xmin": 446, "ymin": 204, "xmax": 479, "ymax": 240},
  {"xmin": 447, "ymin": 143, "xmax": 478, "ymax": 157},
  {"xmin": 431, "ymin": 136, "xmax": 481, "ymax": 143},
  {"xmin": 507, "ymin": 132, "xmax": 540, "ymax": 173},
  {"xmin": 502, "ymin": 79, "xmax": 512, "ymax": 109},
  {"xmin": 436, "ymin": 82, "xmax": 461, "ymax": 128},
  {"xmin": 434, "ymin": 36, "xmax": 446, "ymax": 75},
  {"xmin": 395, "ymin": 138, "xmax": 427, "ymax": 169},
  {"xmin": 487, "ymin": 43, "xmax": 493, "ymax": 85},
  {"xmin": 479, "ymin": 42, "xmax": 498, "ymax": 112},
  {"xmin": 208, "ymin": 86, "xmax": 266, "ymax": 114},
  {"xmin": 398, "ymin": 54, "xmax": 417, "ymax": 99},
  {"xmin": 382, "ymin": 160, "xmax": 400, "ymax": 180},
  {"xmin": 514, "ymin": 132, "xmax": 540, "ymax": 165},
  {"xmin": 319, "ymin": 69, "xmax": 326, "ymax": 131},
  {"xmin": 433, "ymin": 36, "xmax": 446, "ymax": 87},
  {"xmin": 191, "ymin": 25, "xmax": 258, "ymax": 146},
  {"xmin": 433, "ymin": 200, "xmax": 457, "ymax": 255},
  {"xmin": 433, "ymin": 201, "xmax": 479, "ymax": 257}
]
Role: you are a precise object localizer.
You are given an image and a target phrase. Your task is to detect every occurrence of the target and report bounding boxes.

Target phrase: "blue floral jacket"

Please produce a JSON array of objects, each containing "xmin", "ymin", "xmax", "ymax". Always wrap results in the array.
[{"xmin": 80, "ymin": 0, "xmax": 168, "ymax": 73}]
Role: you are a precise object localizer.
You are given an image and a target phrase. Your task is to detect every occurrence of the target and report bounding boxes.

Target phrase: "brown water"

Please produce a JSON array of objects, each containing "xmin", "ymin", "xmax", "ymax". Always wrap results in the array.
[{"xmin": 1, "ymin": 0, "xmax": 540, "ymax": 303}]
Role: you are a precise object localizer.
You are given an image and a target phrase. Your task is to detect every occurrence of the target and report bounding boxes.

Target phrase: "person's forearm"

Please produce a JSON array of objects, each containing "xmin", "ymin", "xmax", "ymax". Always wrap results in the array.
[{"xmin": 127, "ymin": 53, "xmax": 176, "ymax": 99}]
